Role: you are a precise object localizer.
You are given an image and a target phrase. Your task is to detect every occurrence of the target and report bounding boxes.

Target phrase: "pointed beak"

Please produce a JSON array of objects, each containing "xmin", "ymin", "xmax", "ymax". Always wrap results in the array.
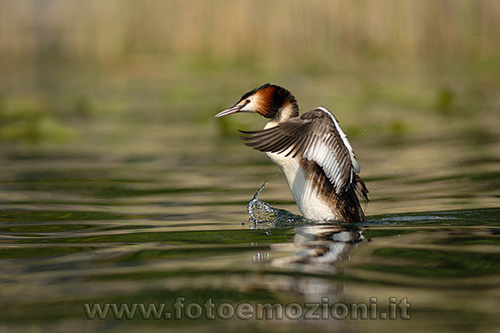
[{"xmin": 214, "ymin": 104, "xmax": 242, "ymax": 118}]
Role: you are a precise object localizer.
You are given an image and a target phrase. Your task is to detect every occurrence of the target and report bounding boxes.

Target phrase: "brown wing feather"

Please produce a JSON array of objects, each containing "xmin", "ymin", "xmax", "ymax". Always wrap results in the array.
[{"xmin": 240, "ymin": 108, "xmax": 355, "ymax": 194}]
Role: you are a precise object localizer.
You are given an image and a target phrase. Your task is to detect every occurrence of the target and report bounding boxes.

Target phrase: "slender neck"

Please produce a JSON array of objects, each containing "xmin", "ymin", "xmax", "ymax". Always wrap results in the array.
[{"xmin": 265, "ymin": 102, "xmax": 299, "ymax": 129}]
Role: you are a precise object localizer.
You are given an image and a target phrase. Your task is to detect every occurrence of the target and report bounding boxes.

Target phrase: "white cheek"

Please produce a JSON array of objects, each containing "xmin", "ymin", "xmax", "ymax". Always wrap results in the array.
[{"xmin": 242, "ymin": 99, "xmax": 259, "ymax": 112}]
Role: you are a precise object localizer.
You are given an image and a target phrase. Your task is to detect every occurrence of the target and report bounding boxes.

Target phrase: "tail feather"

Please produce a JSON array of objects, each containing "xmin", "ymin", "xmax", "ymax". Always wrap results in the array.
[{"xmin": 354, "ymin": 174, "xmax": 369, "ymax": 202}]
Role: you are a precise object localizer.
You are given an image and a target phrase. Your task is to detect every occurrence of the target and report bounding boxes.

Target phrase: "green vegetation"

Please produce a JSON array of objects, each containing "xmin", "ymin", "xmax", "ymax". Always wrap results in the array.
[{"xmin": 0, "ymin": 1, "xmax": 499, "ymax": 143}]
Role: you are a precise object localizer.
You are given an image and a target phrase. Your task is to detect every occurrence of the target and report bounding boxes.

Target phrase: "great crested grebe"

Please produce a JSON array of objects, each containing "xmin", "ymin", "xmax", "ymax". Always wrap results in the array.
[{"xmin": 214, "ymin": 83, "xmax": 368, "ymax": 222}]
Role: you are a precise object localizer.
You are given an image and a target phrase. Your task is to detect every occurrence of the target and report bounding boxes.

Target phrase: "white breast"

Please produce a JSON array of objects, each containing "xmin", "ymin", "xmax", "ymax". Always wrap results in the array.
[{"xmin": 265, "ymin": 151, "xmax": 340, "ymax": 221}]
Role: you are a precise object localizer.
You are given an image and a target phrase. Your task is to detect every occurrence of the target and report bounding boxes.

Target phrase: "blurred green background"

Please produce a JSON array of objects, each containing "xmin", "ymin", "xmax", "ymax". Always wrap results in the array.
[
  {"xmin": 1, "ymin": 3, "xmax": 500, "ymax": 331},
  {"xmin": 1, "ymin": 0, "xmax": 499, "ymax": 144}
]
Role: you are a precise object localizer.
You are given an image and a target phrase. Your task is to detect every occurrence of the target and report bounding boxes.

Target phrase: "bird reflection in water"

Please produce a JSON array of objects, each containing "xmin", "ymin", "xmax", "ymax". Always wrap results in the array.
[{"xmin": 248, "ymin": 181, "xmax": 365, "ymax": 275}]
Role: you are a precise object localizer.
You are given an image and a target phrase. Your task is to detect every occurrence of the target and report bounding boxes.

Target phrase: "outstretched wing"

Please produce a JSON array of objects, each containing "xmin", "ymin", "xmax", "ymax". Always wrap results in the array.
[{"xmin": 240, "ymin": 107, "xmax": 361, "ymax": 194}]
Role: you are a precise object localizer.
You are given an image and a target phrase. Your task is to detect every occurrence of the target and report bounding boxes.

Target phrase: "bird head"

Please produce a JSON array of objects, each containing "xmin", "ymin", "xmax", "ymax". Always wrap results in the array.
[{"xmin": 214, "ymin": 83, "xmax": 299, "ymax": 119}]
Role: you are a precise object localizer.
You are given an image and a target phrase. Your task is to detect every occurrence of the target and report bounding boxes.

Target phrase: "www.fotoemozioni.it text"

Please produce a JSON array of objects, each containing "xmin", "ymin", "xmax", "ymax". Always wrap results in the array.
[{"xmin": 83, "ymin": 297, "xmax": 411, "ymax": 321}]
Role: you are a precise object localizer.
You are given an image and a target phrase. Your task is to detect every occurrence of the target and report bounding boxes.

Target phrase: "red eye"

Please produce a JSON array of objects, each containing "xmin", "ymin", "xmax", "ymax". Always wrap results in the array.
[{"xmin": 246, "ymin": 99, "xmax": 251, "ymax": 104}]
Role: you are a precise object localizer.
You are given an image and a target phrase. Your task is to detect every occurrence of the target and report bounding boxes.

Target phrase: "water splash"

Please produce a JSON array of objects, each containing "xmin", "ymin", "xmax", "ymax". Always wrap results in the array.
[{"xmin": 247, "ymin": 181, "xmax": 306, "ymax": 228}]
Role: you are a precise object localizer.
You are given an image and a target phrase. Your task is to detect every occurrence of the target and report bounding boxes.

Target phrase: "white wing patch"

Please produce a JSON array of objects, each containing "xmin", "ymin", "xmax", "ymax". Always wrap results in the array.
[
  {"xmin": 302, "ymin": 137, "xmax": 346, "ymax": 193},
  {"xmin": 316, "ymin": 107, "xmax": 361, "ymax": 174}
]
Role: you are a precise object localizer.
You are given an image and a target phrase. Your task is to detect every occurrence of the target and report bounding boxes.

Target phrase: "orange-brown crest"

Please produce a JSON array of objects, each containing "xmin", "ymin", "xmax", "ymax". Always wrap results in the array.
[
  {"xmin": 240, "ymin": 84, "xmax": 299, "ymax": 119},
  {"xmin": 252, "ymin": 85, "xmax": 274, "ymax": 117}
]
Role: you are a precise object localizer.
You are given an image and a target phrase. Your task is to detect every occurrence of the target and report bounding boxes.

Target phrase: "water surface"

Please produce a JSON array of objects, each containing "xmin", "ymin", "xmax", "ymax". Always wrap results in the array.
[
  {"xmin": 1, "ymin": 113, "xmax": 499, "ymax": 332},
  {"xmin": 1, "ymin": 60, "xmax": 500, "ymax": 332}
]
